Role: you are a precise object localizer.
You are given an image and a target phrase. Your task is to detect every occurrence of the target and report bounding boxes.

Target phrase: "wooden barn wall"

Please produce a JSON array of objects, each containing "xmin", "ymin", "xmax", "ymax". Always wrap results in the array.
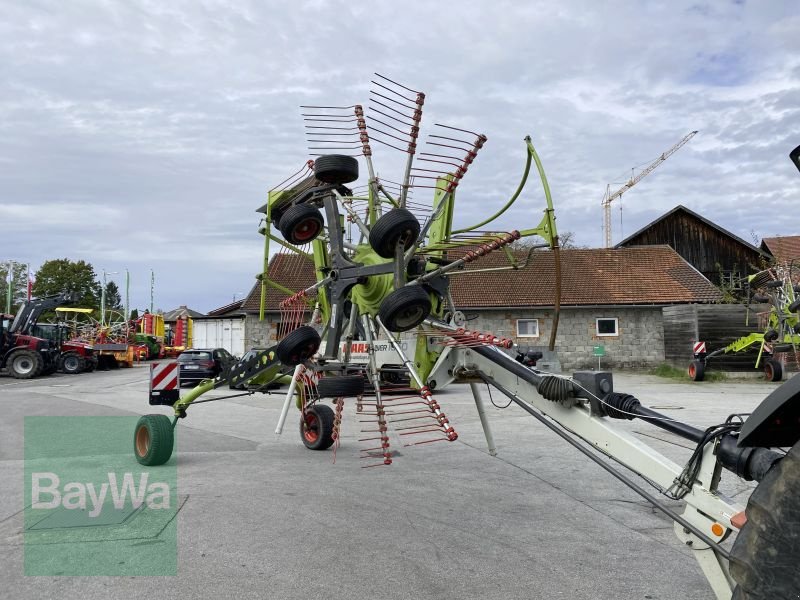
[
  {"xmin": 622, "ymin": 214, "xmax": 765, "ymax": 285},
  {"xmin": 663, "ymin": 304, "xmax": 770, "ymax": 371},
  {"xmin": 663, "ymin": 305, "xmax": 697, "ymax": 366}
]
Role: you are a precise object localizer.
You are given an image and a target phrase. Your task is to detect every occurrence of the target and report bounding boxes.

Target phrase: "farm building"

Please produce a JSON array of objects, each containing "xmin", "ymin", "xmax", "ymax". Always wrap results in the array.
[
  {"xmin": 209, "ymin": 246, "xmax": 721, "ymax": 370},
  {"xmin": 162, "ymin": 304, "xmax": 205, "ymax": 347},
  {"xmin": 616, "ymin": 205, "xmax": 770, "ymax": 291},
  {"xmin": 761, "ymin": 235, "xmax": 800, "ymax": 267},
  {"xmin": 162, "ymin": 305, "xmax": 205, "ymax": 324},
  {"xmin": 191, "ymin": 300, "xmax": 246, "ymax": 356}
]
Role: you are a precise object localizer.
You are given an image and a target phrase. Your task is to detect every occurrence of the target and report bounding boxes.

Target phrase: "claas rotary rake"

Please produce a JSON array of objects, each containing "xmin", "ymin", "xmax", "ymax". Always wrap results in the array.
[
  {"xmin": 690, "ymin": 265, "xmax": 800, "ymax": 382},
  {"xmin": 131, "ymin": 78, "xmax": 800, "ymax": 599}
]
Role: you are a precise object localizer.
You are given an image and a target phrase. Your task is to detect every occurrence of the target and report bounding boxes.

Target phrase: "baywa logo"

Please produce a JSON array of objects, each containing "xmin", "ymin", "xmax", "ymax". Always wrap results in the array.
[
  {"xmin": 31, "ymin": 472, "xmax": 171, "ymax": 517},
  {"xmin": 24, "ymin": 416, "xmax": 178, "ymax": 576}
]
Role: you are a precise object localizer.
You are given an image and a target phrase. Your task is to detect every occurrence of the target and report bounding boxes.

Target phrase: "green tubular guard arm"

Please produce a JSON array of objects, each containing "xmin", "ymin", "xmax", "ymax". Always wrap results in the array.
[
  {"xmin": 451, "ymin": 135, "xmax": 559, "ymax": 248},
  {"xmin": 452, "ymin": 138, "xmax": 533, "ymax": 235}
]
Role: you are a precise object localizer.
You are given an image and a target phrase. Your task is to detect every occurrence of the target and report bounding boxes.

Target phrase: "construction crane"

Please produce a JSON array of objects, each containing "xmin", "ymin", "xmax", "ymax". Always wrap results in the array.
[{"xmin": 602, "ymin": 130, "xmax": 697, "ymax": 248}]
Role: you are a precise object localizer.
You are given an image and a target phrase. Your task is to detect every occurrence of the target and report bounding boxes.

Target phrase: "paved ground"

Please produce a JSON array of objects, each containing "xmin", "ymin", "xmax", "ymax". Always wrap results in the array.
[{"xmin": 0, "ymin": 366, "xmax": 783, "ymax": 599}]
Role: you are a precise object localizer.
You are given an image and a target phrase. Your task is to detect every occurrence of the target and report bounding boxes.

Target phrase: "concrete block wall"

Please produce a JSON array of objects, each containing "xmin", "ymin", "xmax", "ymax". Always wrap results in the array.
[
  {"xmin": 463, "ymin": 307, "xmax": 665, "ymax": 371},
  {"xmin": 243, "ymin": 313, "xmax": 282, "ymax": 349},
  {"xmin": 244, "ymin": 306, "xmax": 666, "ymax": 371}
]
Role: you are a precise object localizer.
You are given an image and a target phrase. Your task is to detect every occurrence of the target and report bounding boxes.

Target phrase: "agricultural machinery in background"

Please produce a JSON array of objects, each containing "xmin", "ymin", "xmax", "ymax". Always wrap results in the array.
[
  {"xmin": 0, "ymin": 293, "xmax": 77, "ymax": 378},
  {"xmin": 690, "ymin": 266, "xmax": 800, "ymax": 382},
  {"xmin": 131, "ymin": 77, "xmax": 800, "ymax": 599},
  {"xmin": 31, "ymin": 320, "xmax": 98, "ymax": 374},
  {"xmin": 0, "ymin": 291, "xmax": 192, "ymax": 376},
  {"xmin": 133, "ymin": 312, "xmax": 193, "ymax": 360}
]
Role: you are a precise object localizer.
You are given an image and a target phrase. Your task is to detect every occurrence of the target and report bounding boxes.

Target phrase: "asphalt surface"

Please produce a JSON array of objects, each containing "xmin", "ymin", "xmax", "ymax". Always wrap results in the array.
[{"xmin": 0, "ymin": 365, "xmax": 782, "ymax": 599}]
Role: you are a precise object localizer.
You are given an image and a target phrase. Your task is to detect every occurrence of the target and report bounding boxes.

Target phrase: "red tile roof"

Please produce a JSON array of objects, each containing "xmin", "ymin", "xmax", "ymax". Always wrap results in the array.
[
  {"xmin": 761, "ymin": 236, "xmax": 800, "ymax": 265},
  {"xmin": 451, "ymin": 245, "xmax": 721, "ymax": 307},
  {"xmin": 242, "ymin": 245, "xmax": 721, "ymax": 311},
  {"xmin": 241, "ymin": 253, "xmax": 318, "ymax": 312}
]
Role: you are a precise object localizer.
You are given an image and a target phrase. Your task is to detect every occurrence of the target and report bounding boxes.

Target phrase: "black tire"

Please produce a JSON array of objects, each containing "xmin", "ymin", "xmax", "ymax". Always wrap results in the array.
[
  {"xmin": 764, "ymin": 358, "xmax": 783, "ymax": 382},
  {"xmin": 378, "ymin": 286, "xmax": 431, "ymax": 332},
  {"xmin": 763, "ymin": 329, "xmax": 779, "ymax": 342},
  {"xmin": 752, "ymin": 294, "xmax": 770, "ymax": 303},
  {"xmin": 314, "ymin": 154, "xmax": 359, "ymax": 185},
  {"xmin": 84, "ymin": 355, "xmax": 98, "ymax": 373},
  {"xmin": 788, "ymin": 299, "xmax": 800, "ymax": 312},
  {"xmin": 8, "ymin": 350, "xmax": 43, "ymax": 379},
  {"xmin": 368, "ymin": 208, "xmax": 421, "ymax": 258},
  {"xmin": 794, "ymin": 323, "xmax": 800, "ymax": 335},
  {"xmin": 688, "ymin": 359, "xmax": 705, "ymax": 381},
  {"xmin": 278, "ymin": 203, "xmax": 324, "ymax": 245},
  {"xmin": 765, "ymin": 280, "xmax": 784, "ymax": 289},
  {"xmin": 317, "ymin": 374, "xmax": 365, "ymax": 398},
  {"xmin": 300, "ymin": 404, "xmax": 336, "ymax": 450},
  {"xmin": 270, "ymin": 208, "xmax": 283, "ymax": 229},
  {"xmin": 133, "ymin": 414, "xmax": 174, "ymax": 466},
  {"xmin": 729, "ymin": 440, "xmax": 800, "ymax": 599},
  {"xmin": 58, "ymin": 352, "xmax": 85, "ymax": 375},
  {"xmin": 276, "ymin": 326, "xmax": 321, "ymax": 366}
]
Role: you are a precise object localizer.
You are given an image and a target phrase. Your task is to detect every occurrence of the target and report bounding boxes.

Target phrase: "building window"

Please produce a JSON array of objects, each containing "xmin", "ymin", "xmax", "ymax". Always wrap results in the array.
[
  {"xmin": 719, "ymin": 270, "xmax": 743, "ymax": 291},
  {"xmin": 516, "ymin": 319, "xmax": 539, "ymax": 337},
  {"xmin": 596, "ymin": 318, "xmax": 618, "ymax": 337}
]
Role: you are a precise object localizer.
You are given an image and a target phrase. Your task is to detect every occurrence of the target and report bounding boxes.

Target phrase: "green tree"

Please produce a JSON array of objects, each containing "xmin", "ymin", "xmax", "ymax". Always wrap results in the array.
[
  {"xmin": 33, "ymin": 259, "xmax": 101, "ymax": 310},
  {"xmin": 130, "ymin": 308, "xmax": 139, "ymax": 321},
  {"xmin": 0, "ymin": 261, "xmax": 29, "ymax": 314},
  {"xmin": 104, "ymin": 280, "xmax": 123, "ymax": 312}
]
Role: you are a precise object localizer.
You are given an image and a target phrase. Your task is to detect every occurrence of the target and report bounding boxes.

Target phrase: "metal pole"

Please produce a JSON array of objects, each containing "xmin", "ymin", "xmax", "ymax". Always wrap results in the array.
[
  {"xmin": 150, "ymin": 269, "xmax": 154, "ymax": 313},
  {"xmin": 101, "ymin": 270, "xmax": 107, "ymax": 325},
  {"xmin": 125, "ymin": 269, "xmax": 130, "ymax": 320},
  {"xmin": 6, "ymin": 260, "xmax": 14, "ymax": 314},
  {"xmin": 26, "ymin": 264, "xmax": 31, "ymax": 301},
  {"xmin": 469, "ymin": 382, "xmax": 497, "ymax": 456},
  {"xmin": 275, "ymin": 364, "xmax": 303, "ymax": 434}
]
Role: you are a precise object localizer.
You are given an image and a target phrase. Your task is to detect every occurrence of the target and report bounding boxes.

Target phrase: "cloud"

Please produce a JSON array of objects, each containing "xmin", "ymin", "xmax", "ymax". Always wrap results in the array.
[{"xmin": 0, "ymin": 0, "xmax": 797, "ymax": 312}]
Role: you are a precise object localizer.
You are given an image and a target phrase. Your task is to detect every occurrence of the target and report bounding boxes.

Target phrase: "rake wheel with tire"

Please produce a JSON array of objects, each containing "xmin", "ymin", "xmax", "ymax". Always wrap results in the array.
[
  {"xmin": 378, "ymin": 285, "xmax": 432, "ymax": 332},
  {"xmin": 317, "ymin": 374, "xmax": 365, "ymax": 398},
  {"xmin": 276, "ymin": 326, "xmax": 321, "ymax": 366},
  {"xmin": 688, "ymin": 359, "xmax": 705, "ymax": 382},
  {"xmin": 278, "ymin": 203, "xmax": 325, "ymax": 245},
  {"xmin": 300, "ymin": 404, "xmax": 336, "ymax": 450},
  {"xmin": 368, "ymin": 208, "xmax": 421, "ymax": 259},
  {"xmin": 763, "ymin": 358, "xmax": 783, "ymax": 382},
  {"xmin": 314, "ymin": 154, "xmax": 359, "ymax": 185}
]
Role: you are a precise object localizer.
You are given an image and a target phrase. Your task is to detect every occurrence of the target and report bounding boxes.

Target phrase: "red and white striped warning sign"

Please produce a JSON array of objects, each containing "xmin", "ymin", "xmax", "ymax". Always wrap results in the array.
[
  {"xmin": 150, "ymin": 361, "xmax": 179, "ymax": 391},
  {"xmin": 693, "ymin": 341, "xmax": 706, "ymax": 354}
]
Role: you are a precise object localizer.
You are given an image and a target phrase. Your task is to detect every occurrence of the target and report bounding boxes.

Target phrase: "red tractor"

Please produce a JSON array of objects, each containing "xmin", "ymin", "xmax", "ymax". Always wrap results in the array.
[
  {"xmin": 0, "ymin": 293, "xmax": 77, "ymax": 379},
  {"xmin": 31, "ymin": 323, "xmax": 98, "ymax": 374},
  {"xmin": 1, "ymin": 314, "xmax": 59, "ymax": 378}
]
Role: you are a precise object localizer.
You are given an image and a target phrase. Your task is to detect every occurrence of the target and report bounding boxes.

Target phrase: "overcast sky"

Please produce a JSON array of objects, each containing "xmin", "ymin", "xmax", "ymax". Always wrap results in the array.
[{"xmin": 1, "ymin": 1, "xmax": 798, "ymax": 313}]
